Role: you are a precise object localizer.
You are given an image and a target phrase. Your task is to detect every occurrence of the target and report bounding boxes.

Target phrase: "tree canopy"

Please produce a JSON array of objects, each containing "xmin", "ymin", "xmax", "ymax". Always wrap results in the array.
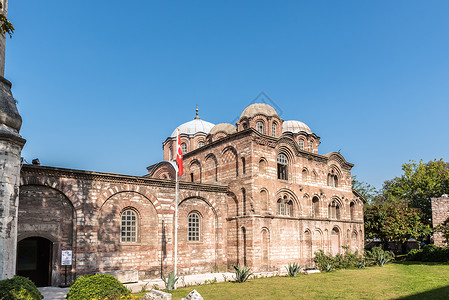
[
  {"xmin": 352, "ymin": 175, "xmax": 377, "ymax": 203},
  {"xmin": 376, "ymin": 159, "xmax": 449, "ymax": 224}
]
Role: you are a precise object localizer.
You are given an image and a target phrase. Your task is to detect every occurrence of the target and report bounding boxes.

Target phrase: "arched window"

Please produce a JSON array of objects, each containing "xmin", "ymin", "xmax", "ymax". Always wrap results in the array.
[
  {"xmin": 350, "ymin": 202, "xmax": 355, "ymax": 220},
  {"xmin": 327, "ymin": 172, "xmax": 338, "ymax": 188},
  {"xmin": 298, "ymin": 139, "xmax": 304, "ymax": 150},
  {"xmin": 328, "ymin": 200, "xmax": 340, "ymax": 220},
  {"xmin": 242, "ymin": 188, "xmax": 246, "ymax": 216},
  {"xmin": 169, "ymin": 146, "xmax": 173, "ymax": 160},
  {"xmin": 310, "ymin": 141, "xmax": 313, "ymax": 153},
  {"xmin": 198, "ymin": 141, "xmax": 204, "ymax": 148},
  {"xmin": 277, "ymin": 154, "xmax": 288, "ymax": 180},
  {"xmin": 121, "ymin": 209, "xmax": 137, "ymax": 243},
  {"xmin": 277, "ymin": 195, "xmax": 292, "ymax": 216},
  {"xmin": 272, "ymin": 122, "xmax": 277, "ymax": 137},
  {"xmin": 181, "ymin": 143, "xmax": 187, "ymax": 154},
  {"xmin": 241, "ymin": 157, "xmax": 246, "ymax": 174},
  {"xmin": 260, "ymin": 189, "xmax": 268, "ymax": 213},
  {"xmin": 302, "ymin": 168, "xmax": 308, "ymax": 182},
  {"xmin": 312, "ymin": 196, "xmax": 319, "ymax": 218},
  {"xmin": 188, "ymin": 212, "xmax": 200, "ymax": 241},
  {"xmin": 243, "ymin": 122, "xmax": 248, "ymax": 129},
  {"xmin": 259, "ymin": 158, "xmax": 267, "ymax": 175},
  {"xmin": 257, "ymin": 121, "xmax": 264, "ymax": 134}
]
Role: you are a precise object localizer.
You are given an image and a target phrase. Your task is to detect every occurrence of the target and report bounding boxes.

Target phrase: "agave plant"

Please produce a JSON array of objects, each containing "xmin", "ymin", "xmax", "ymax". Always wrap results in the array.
[
  {"xmin": 285, "ymin": 262, "xmax": 302, "ymax": 277},
  {"xmin": 365, "ymin": 246, "xmax": 394, "ymax": 267},
  {"xmin": 162, "ymin": 271, "xmax": 179, "ymax": 291},
  {"xmin": 233, "ymin": 264, "xmax": 253, "ymax": 283}
]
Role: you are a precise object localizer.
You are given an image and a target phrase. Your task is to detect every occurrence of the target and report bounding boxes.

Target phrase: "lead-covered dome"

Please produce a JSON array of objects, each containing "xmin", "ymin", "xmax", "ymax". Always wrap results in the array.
[
  {"xmin": 209, "ymin": 123, "xmax": 237, "ymax": 135},
  {"xmin": 282, "ymin": 120, "xmax": 312, "ymax": 134},
  {"xmin": 240, "ymin": 103, "xmax": 279, "ymax": 120},
  {"xmin": 171, "ymin": 118, "xmax": 215, "ymax": 137}
]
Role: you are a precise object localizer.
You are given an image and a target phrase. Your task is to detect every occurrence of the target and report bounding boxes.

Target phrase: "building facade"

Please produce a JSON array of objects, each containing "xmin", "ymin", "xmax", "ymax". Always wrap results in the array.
[{"xmin": 15, "ymin": 103, "xmax": 365, "ymax": 287}]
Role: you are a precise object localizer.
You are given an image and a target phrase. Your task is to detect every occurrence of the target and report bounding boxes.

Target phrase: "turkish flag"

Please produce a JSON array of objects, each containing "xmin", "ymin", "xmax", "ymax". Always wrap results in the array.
[{"xmin": 176, "ymin": 132, "xmax": 183, "ymax": 176}]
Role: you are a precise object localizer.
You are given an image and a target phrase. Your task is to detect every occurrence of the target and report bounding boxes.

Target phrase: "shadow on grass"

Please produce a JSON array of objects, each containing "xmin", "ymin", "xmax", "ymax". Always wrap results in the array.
[
  {"xmin": 396, "ymin": 285, "xmax": 449, "ymax": 300},
  {"xmin": 393, "ymin": 261, "xmax": 449, "ymax": 266}
]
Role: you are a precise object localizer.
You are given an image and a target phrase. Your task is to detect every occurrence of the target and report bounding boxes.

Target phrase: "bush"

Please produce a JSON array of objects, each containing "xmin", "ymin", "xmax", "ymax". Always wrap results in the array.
[
  {"xmin": 285, "ymin": 263, "xmax": 302, "ymax": 277},
  {"xmin": 365, "ymin": 246, "xmax": 394, "ymax": 267},
  {"xmin": 313, "ymin": 247, "xmax": 364, "ymax": 272},
  {"xmin": 0, "ymin": 276, "xmax": 43, "ymax": 300},
  {"xmin": 406, "ymin": 245, "xmax": 449, "ymax": 262},
  {"xmin": 233, "ymin": 265, "xmax": 253, "ymax": 283},
  {"xmin": 66, "ymin": 274, "xmax": 131, "ymax": 300}
]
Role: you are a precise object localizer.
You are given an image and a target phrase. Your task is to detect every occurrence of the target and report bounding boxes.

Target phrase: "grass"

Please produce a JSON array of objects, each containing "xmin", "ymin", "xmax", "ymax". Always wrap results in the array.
[{"xmin": 134, "ymin": 262, "xmax": 449, "ymax": 299}]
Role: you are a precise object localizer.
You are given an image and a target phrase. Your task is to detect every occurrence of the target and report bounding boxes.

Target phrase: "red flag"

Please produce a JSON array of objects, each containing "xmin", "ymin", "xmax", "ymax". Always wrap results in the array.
[{"xmin": 176, "ymin": 132, "xmax": 183, "ymax": 176}]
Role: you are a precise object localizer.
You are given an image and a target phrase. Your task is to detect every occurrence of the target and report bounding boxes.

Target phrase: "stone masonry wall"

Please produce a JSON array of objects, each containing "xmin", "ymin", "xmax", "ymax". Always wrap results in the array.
[
  {"xmin": 19, "ymin": 165, "xmax": 228, "ymax": 286},
  {"xmin": 431, "ymin": 195, "xmax": 449, "ymax": 247}
]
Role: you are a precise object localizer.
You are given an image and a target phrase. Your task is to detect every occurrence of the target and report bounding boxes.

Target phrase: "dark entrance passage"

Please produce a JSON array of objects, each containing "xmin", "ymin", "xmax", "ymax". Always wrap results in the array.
[{"xmin": 17, "ymin": 237, "xmax": 52, "ymax": 287}]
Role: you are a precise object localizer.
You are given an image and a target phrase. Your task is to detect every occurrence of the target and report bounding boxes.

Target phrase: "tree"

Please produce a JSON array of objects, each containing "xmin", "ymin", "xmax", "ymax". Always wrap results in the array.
[
  {"xmin": 378, "ymin": 159, "xmax": 449, "ymax": 224},
  {"xmin": 364, "ymin": 202, "xmax": 431, "ymax": 253},
  {"xmin": 351, "ymin": 175, "xmax": 377, "ymax": 203},
  {"xmin": 0, "ymin": 2, "xmax": 14, "ymax": 37}
]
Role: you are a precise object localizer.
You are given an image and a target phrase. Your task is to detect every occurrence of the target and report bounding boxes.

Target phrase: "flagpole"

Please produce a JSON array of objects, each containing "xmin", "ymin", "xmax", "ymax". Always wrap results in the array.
[{"xmin": 174, "ymin": 129, "xmax": 179, "ymax": 288}]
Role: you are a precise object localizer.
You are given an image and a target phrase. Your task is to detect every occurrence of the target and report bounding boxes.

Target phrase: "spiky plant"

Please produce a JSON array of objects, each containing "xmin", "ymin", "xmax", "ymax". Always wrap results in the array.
[
  {"xmin": 162, "ymin": 271, "xmax": 179, "ymax": 291},
  {"xmin": 233, "ymin": 264, "xmax": 253, "ymax": 283},
  {"xmin": 285, "ymin": 263, "xmax": 302, "ymax": 277}
]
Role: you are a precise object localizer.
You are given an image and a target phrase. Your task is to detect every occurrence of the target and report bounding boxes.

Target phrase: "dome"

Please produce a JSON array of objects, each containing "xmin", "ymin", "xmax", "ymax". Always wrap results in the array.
[
  {"xmin": 171, "ymin": 118, "xmax": 215, "ymax": 137},
  {"xmin": 209, "ymin": 123, "xmax": 237, "ymax": 135},
  {"xmin": 240, "ymin": 103, "xmax": 279, "ymax": 120},
  {"xmin": 282, "ymin": 120, "xmax": 312, "ymax": 134}
]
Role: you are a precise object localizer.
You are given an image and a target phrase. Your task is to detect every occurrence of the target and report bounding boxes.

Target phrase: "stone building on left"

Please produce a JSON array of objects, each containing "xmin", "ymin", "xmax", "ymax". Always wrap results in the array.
[{"xmin": 0, "ymin": 0, "xmax": 27, "ymax": 283}]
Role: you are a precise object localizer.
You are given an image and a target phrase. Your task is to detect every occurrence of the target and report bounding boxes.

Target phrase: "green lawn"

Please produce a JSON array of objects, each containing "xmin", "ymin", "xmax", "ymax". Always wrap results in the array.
[{"xmin": 134, "ymin": 262, "xmax": 449, "ymax": 299}]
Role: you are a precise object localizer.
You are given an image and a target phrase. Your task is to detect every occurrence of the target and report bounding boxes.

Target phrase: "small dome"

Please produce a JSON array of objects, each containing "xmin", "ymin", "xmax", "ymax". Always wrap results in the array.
[
  {"xmin": 171, "ymin": 119, "xmax": 215, "ymax": 137},
  {"xmin": 209, "ymin": 123, "xmax": 237, "ymax": 135},
  {"xmin": 282, "ymin": 120, "xmax": 312, "ymax": 134},
  {"xmin": 240, "ymin": 103, "xmax": 279, "ymax": 120}
]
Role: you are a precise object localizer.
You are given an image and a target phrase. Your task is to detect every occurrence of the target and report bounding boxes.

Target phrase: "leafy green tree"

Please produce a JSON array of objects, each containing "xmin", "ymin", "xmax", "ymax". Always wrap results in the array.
[
  {"xmin": 364, "ymin": 202, "xmax": 432, "ymax": 252},
  {"xmin": 351, "ymin": 175, "xmax": 377, "ymax": 203},
  {"xmin": 0, "ymin": 2, "xmax": 14, "ymax": 37},
  {"xmin": 377, "ymin": 159, "xmax": 449, "ymax": 224}
]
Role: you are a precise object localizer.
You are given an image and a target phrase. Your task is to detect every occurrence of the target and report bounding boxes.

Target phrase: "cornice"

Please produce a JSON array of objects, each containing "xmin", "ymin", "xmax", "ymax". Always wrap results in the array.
[{"xmin": 21, "ymin": 164, "xmax": 228, "ymax": 193}]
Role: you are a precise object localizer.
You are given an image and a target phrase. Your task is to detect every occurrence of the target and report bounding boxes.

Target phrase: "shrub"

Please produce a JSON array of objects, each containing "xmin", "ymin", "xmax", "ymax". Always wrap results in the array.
[
  {"xmin": 313, "ymin": 247, "xmax": 363, "ymax": 272},
  {"xmin": 233, "ymin": 265, "xmax": 253, "ymax": 283},
  {"xmin": 365, "ymin": 246, "xmax": 394, "ymax": 267},
  {"xmin": 0, "ymin": 276, "xmax": 43, "ymax": 300},
  {"xmin": 66, "ymin": 274, "xmax": 131, "ymax": 300},
  {"xmin": 162, "ymin": 271, "xmax": 178, "ymax": 291},
  {"xmin": 406, "ymin": 245, "xmax": 449, "ymax": 262},
  {"xmin": 285, "ymin": 263, "xmax": 302, "ymax": 277}
]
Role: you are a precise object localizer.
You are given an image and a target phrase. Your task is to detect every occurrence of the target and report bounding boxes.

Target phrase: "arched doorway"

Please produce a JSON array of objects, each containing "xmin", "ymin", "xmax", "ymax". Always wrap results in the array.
[{"xmin": 17, "ymin": 237, "xmax": 52, "ymax": 287}]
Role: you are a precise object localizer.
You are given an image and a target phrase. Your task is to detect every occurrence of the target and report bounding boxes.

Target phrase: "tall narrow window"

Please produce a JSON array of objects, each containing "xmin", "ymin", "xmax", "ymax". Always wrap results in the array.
[
  {"xmin": 257, "ymin": 121, "xmax": 264, "ymax": 134},
  {"xmin": 350, "ymin": 202, "xmax": 355, "ymax": 220},
  {"xmin": 298, "ymin": 139, "xmax": 304, "ymax": 150},
  {"xmin": 259, "ymin": 158, "xmax": 267, "ymax": 175},
  {"xmin": 169, "ymin": 146, "xmax": 173, "ymax": 160},
  {"xmin": 241, "ymin": 157, "xmax": 246, "ymax": 174},
  {"xmin": 310, "ymin": 141, "xmax": 313, "ymax": 153},
  {"xmin": 121, "ymin": 209, "xmax": 137, "ymax": 243},
  {"xmin": 328, "ymin": 172, "xmax": 338, "ymax": 188},
  {"xmin": 312, "ymin": 197, "xmax": 319, "ymax": 218},
  {"xmin": 181, "ymin": 143, "xmax": 187, "ymax": 154},
  {"xmin": 277, "ymin": 154, "xmax": 288, "ymax": 180},
  {"xmin": 328, "ymin": 200, "xmax": 340, "ymax": 220},
  {"xmin": 272, "ymin": 122, "xmax": 277, "ymax": 137},
  {"xmin": 188, "ymin": 212, "xmax": 200, "ymax": 241}
]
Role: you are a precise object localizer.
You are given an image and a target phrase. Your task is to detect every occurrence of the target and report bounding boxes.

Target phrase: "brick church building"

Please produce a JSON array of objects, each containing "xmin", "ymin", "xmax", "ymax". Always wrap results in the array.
[{"xmin": 16, "ymin": 103, "xmax": 365, "ymax": 286}]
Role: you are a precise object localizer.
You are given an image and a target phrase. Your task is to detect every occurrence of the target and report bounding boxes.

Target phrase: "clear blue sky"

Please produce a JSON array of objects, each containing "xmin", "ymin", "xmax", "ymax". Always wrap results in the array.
[{"xmin": 5, "ymin": 1, "xmax": 449, "ymax": 189}]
